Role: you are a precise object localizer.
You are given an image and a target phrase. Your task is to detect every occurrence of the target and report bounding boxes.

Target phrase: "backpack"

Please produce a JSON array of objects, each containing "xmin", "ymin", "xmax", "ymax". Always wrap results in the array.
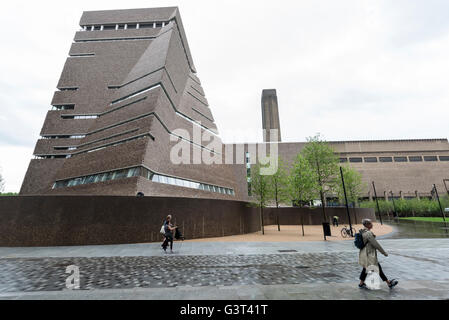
[{"xmin": 354, "ymin": 232, "xmax": 366, "ymax": 250}]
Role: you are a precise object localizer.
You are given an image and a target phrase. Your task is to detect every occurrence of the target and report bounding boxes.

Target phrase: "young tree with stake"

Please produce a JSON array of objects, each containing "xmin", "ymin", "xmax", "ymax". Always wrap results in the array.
[
  {"xmin": 250, "ymin": 162, "xmax": 272, "ymax": 235},
  {"xmin": 268, "ymin": 157, "xmax": 289, "ymax": 231},
  {"xmin": 301, "ymin": 134, "xmax": 339, "ymax": 222}
]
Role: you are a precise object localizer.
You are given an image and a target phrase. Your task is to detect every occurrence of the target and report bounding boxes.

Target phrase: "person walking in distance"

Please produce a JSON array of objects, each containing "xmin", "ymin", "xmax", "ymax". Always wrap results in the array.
[
  {"xmin": 358, "ymin": 219, "xmax": 398, "ymax": 289},
  {"xmin": 332, "ymin": 215, "xmax": 339, "ymax": 227},
  {"xmin": 161, "ymin": 215, "xmax": 177, "ymax": 253}
]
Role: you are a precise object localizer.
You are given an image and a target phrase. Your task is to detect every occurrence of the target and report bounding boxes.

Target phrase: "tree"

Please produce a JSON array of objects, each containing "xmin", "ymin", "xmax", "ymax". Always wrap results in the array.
[
  {"xmin": 250, "ymin": 162, "xmax": 272, "ymax": 235},
  {"xmin": 301, "ymin": 134, "xmax": 339, "ymax": 222},
  {"xmin": 268, "ymin": 157, "xmax": 289, "ymax": 231},
  {"xmin": 0, "ymin": 171, "xmax": 4, "ymax": 193},
  {"xmin": 287, "ymin": 154, "xmax": 318, "ymax": 207}
]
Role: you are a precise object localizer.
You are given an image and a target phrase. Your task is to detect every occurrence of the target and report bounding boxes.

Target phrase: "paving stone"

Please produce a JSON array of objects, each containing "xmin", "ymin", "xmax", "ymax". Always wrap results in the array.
[{"xmin": 0, "ymin": 246, "xmax": 448, "ymax": 293}]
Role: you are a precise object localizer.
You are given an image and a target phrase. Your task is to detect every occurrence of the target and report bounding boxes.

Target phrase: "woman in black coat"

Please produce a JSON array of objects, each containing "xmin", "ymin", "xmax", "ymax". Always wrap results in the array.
[{"xmin": 161, "ymin": 215, "xmax": 177, "ymax": 253}]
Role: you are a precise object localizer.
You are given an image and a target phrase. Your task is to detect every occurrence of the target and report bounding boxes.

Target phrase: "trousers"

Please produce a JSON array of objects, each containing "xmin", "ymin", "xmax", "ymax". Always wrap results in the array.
[{"xmin": 162, "ymin": 234, "xmax": 173, "ymax": 250}]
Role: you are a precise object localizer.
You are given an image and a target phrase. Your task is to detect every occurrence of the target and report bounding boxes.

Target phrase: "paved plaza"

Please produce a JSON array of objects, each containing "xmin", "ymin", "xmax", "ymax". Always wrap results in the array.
[{"xmin": 0, "ymin": 232, "xmax": 449, "ymax": 299}]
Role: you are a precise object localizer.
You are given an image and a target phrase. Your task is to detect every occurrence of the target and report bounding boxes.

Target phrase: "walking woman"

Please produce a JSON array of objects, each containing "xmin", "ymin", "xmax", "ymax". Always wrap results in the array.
[
  {"xmin": 161, "ymin": 215, "xmax": 177, "ymax": 253},
  {"xmin": 358, "ymin": 219, "xmax": 398, "ymax": 289}
]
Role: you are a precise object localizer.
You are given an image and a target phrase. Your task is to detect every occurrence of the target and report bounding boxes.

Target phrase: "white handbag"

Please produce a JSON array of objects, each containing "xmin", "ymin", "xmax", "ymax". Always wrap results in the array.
[
  {"xmin": 365, "ymin": 265, "xmax": 381, "ymax": 290},
  {"xmin": 160, "ymin": 225, "xmax": 165, "ymax": 235}
]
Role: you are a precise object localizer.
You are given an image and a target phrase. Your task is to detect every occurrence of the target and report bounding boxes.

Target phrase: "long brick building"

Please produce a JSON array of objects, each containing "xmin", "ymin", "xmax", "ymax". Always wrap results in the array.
[{"xmin": 20, "ymin": 7, "xmax": 449, "ymax": 201}]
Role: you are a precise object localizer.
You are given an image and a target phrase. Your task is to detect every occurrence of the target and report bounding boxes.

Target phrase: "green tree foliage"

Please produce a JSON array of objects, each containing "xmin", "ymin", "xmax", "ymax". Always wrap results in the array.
[
  {"xmin": 268, "ymin": 157, "xmax": 289, "ymax": 208},
  {"xmin": 336, "ymin": 165, "xmax": 365, "ymax": 204},
  {"xmin": 251, "ymin": 162, "xmax": 272, "ymax": 208},
  {"xmin": 301, "ymin": 134, "xmax": 339, "ymax": 219},
  {"xmin": 287, "ymin": 154, "xmax": 318, "ymax": 207},
  {"xmin": 268, "ymin": 157, "xmax": 290, "ymax": 231},
  {"xmin": 0, "ymin": 172, "xmax": 4, "ymax": 193},
  {"xmin": 250, "ymin": 161, "xmax": 272, "ymax": 234},
  {"xmin": 360, "ymin": 196, "xmax": 449, "ymax": 218}
]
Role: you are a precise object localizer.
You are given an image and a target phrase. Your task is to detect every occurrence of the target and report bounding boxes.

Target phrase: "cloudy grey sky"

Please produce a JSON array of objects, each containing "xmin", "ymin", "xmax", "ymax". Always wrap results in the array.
[{"xmin": 1, "ymin": 0, "xmax": 448, "ymax": 192}]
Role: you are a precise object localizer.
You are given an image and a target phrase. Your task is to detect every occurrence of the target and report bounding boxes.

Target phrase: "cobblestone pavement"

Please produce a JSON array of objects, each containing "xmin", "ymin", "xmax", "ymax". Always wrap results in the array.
[{"xmin": 1, "ymin": 245, "xmax": 448, "ymax": 294}]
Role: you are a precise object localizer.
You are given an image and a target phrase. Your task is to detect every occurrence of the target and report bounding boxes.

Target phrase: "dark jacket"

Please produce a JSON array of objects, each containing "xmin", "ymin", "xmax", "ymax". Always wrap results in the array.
[{"xmin": 164, "ymin": 221, "xmax": 173, "ymax": 238}]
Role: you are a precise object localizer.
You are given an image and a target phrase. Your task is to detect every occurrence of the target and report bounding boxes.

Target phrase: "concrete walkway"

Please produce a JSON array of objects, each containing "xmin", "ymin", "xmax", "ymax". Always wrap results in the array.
[
  {"xmin": 2, "ymin": 280, "xmax": 449, "ymax": 300},
  {"xmin": 0, "ymin": 238, "xmax": 448, "ymax": 300},
  {"xmin": 1, "ymin": 238, "xmax": 448, "ymax": 258}
]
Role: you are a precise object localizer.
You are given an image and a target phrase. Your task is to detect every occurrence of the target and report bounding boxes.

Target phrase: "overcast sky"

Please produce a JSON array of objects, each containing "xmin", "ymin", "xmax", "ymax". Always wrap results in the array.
[{"xmin": 1, "ymin": 0, "xmax": 449, "ymax": 192}]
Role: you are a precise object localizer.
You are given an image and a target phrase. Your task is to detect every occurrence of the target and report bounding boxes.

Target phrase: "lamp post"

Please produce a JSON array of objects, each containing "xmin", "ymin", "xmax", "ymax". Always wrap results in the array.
[
  {"xmin": 372, "ymin": 181, "xmax": 383, "ymax": 225},
  {"xmin": 390, "ymin": 191, "xmax": 398, "ymax": 218},
  {"xmin": 340, "ymin": 167, "xmax": 354, "ymax": 237}
]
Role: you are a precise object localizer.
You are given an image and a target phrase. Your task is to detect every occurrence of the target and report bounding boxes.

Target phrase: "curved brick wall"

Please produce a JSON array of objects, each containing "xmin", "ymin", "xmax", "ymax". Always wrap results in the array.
[{"xmin": 0, "ymin": 196, "xmax": 376, "ymax": 247}]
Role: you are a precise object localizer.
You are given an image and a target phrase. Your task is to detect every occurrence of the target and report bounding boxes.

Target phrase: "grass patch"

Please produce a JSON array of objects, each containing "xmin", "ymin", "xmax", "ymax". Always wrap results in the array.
[{"xmin": 399, "ymin": 217, "xmax": 448, "ymax": 223}]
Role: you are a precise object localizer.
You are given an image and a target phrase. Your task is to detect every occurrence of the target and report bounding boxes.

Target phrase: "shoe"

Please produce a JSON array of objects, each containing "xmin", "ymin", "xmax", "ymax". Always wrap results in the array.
[
  {"xmin": 388, "ymin": 279, "xmax": 398, "ymax": 289},
  {"xmin": 358, "ymin": 283, "xmax": 367, "ymax": 289}
]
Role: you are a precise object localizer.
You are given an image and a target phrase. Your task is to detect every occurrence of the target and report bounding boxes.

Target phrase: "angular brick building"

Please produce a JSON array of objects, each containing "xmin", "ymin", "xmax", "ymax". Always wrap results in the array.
[
  {"xmin": 20, "ymin": 7, "xmax": 243, "ymax": 199},
  {"xmin": 20, "ymin": 7, "xmax": 449, "ymax": 201}
]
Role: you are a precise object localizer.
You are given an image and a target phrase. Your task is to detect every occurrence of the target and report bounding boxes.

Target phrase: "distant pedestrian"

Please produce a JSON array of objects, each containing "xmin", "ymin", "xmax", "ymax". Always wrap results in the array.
[
  {"xmin": 358, "ymin": 219, "xmax": 398, "ymax": 289},
  {"xmin": 161, "ymin": 215, "xmax": 177, "ymax": 253},
  {"xmin": 332, "ymin": 216, "xmax": 339, "ymax": 227}
]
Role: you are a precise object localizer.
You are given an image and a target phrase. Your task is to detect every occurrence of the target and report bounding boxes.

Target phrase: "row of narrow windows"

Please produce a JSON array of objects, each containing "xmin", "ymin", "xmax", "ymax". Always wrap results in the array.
[
  {"xmin": 52, "ymin": 129, "xmax": 138, "ymax": 152},
  {"xmin": 340, "ymin": 155, "xmax": 449, "ymax": 163},
  {"xmin": 61, "ymin": 115, "xmax": 98, "ymax": 119},
  {"xmin": 42, "ymin": 135, "xmax": 86, "ymax": 139},
  {"xmin": 52, "ymin": 82, "xmax": 217, "ymax": 138},
  {"xmin": 53, "ymin": 167, "xmax": 141, "ymax": 187},
  {"xmin": 140, "ymin": 167, "xmax": 235, "ymax": 195},
  {"xmin": 80, "ymin": 21, "xmax": 171, "ymax": 32},
  {"xmin": 52, "ymin": 104, "xmax": 74, "ymax": 110},
  {"xmin": 52, "ymin": 166, "xmax": 235, "ymax": 196},
  {"xmin": 34, "ymin": 134, "xmax": 151, "ymax": 159}
]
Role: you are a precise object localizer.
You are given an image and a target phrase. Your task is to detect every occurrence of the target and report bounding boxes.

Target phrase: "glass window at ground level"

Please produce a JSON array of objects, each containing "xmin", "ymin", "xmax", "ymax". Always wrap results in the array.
[
  {"xmin": 379, "ymin": 157, "xmax": 393, "ymax": 162},
  {"xmin": 114, "ymin": 170, "xmax": 127, "ymax": 179},
  {"xmin": 349, "ymin": 157, "xmax": 362, "ymax": 163},
  {"xmin": 409, "ymin": 156, "xmax": 423, "ymax": 162},
  {"xmin": 85, "ymin": 175, "xmax": 95, "ymax": 184},
  {"xmin": 424, "ymin": 156, "xmax": 438, "ymax": 162},
  {"xmin": 394, "ymin": 157, "xmax": 408, "ymax": 162},
  {"xmin": 339, "ymin": 158, "xmax": 348, "ymax": 163},
  {"xmin": 440, "ymin": 156, "xmax": 449, "ymax": 161},
  {"xmin": 364, "ymin": 157, "xmax": 377, "ymax": 163}
]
